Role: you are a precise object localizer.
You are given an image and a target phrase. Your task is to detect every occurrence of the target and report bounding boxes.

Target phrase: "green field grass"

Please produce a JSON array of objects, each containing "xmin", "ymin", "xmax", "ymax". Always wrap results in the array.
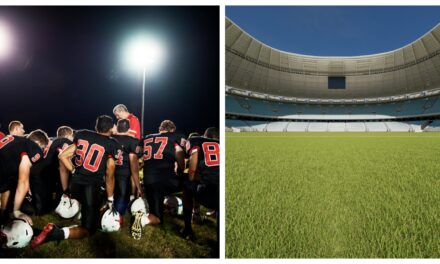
[
  {"xmin": 1, "ymin": 206, "xmax": 218, "ymax": 258},
  {"xmin": 226, "ymin": 132, "xmax": 440, "ymax": 258}
]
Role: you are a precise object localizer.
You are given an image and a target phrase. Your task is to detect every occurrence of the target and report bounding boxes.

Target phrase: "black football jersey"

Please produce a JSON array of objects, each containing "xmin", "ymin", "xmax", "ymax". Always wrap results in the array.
[
  {"xmin": 72, "ymin": 130, "xmax": 121, "ymax": 184},
  {"xmin": 47, "ymin": 138, "xmax": 72, "ymax": 161},
  {"xmin": 140, "ymin": 132, "xmax": 186, "ymax": 184},
  {"xmin": 113, "ymin": 135, "xmax": 141, "ymax": 178},
  {"xmin": 31, "ymin": 137, "xmax": 73, "ymax": 180},
  {"xmin": 0, "ymin": 135, "xmax": 43, "ymax": 191},
  {"xmin": 186, "ymin": 136, "xmax": 220, "ymax": 186}
]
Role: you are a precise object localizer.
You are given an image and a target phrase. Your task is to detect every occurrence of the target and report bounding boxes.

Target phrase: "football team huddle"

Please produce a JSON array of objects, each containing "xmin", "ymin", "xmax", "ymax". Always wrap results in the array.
[{"xmin": 0, "ymin": 104, "xmax": 219, "ymax": 249}]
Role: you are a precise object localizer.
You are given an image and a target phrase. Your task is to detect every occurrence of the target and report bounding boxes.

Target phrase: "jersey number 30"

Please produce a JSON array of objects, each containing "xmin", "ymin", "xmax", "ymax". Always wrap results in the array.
[{"xmin": 75, "ymin": 139, "xmax": 105, "ymax": 172}]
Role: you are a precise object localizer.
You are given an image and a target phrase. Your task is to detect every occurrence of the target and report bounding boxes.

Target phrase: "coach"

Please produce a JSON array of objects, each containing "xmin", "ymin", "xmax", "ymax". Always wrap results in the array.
[{"xmin": 113, "ymin": 104, "xmax": 141, "ymax": 139}]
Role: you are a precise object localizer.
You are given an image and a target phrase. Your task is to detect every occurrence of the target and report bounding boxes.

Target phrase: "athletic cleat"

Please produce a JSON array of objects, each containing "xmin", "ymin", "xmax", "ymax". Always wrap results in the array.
[
  {"xmin": 31, "ymin": 223, "xmax": 63, "ymax": 249},
  {"xmin": 131, "ymin": 212, "xmax": 144, "ymax": 240}
]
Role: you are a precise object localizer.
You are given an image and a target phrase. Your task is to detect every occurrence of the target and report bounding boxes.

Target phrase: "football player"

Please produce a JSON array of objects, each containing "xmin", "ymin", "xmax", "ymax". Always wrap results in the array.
[
  {"xmin": 0, "ymin": 129, "xmax": 48, "ymax": 226},
  {"xmin": 185, "ymin": 132, "xmax": 204, "ymax": 224},
  {"xmin": 181, "ymin": 127, "xmax": 220, "ymax": 240},
  {"xmin": 31, "ymin": 115, "xmax": 121, "ymax": 248},
  {"xmin": 132, "ymin": 120, "xmax": 186, "ymax": 237},
  {"xmin": 112, "ymin": 119, "xmax": 142, "ymax": 217},
  {"xmin": 29, "ymin": 126, "xmax": 74, "ymax": 215},
  {"xmin": 8, "ymin": 121, "xmax": 25, "ymax": 137},
  {"xmin": 52, "ymin": 126, "xmax": 75, "ymax": 197}
]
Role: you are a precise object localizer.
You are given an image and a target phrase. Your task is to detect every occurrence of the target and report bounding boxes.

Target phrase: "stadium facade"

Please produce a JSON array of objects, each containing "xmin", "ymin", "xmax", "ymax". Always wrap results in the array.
[{"xmin": 226, "ymin": 17, "xmax": 440, "ymax": 132}]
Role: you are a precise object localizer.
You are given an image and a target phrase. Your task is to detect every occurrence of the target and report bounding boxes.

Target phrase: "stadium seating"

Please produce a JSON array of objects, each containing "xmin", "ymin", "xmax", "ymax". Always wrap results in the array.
[
  {"xmin": 424, "ymin": 120, "xmax": 440, "ymax": 131},
  {"xmin": 327, "ymin": 122, "xmax": 346, "ymax": 132},
  {"xmin": 227, "ymin": 94, "xmax": 440, "ymax": 132},
  {"xmin": 226, "ymin": 95, "xmax": 246, "ymax": 114},
  {"xmin": 225, "ymin": 119, "xmax": 251, "ymax": 131},
  {"xmin": 286, "ymin": 122, "xmax": 308, "ymax": 132},
  {"xmin": 407, "ymin": 121, "xmax": 424, "ymax": 132},
  {"xmin": 227, "ymin": 94, "xmax": 440, "ymax": 118},
  {"xmin": 266, "ymin": 122, "xmax": 289, "ymax": 132},
  {"xmin": 246, "ymin": 121, "xmax": 268, "ymax": 132},
  {"xmin": 307, "ymin": 122, "xmax": 328, "ymax": 132},
  {"xmin": 384, "ymin": 122, "xmax": 411, "ymax": 132},
  {"xmin": 365, "ymin": 122, "xmax": 388, "ymax": 132},
  {"xmin": 346, "ymin": 122, "xmax": 366, "ymax": 132}
]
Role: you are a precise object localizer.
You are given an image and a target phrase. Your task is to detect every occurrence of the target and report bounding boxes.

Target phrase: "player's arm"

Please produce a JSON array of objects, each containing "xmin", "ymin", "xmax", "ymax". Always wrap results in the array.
[
  {"xmin": 58, "ymin": 160, "xmax": 70, "ymax": 192},
  {"xmin": 105, "ymin": 157, "xmax": 115, "ymax": 200},
  {"xmin": 188, "ymin": 151, "xmax": 200, "ymax": 182},
  {"xmin": 58, "ymin": 144, "xmax": 77, "ymax": 172},
  {"xmin": 13, "ymin": 155, "xmax": 33, "ymax": 225},
  {"xmin": 175, "ymin": 145, "xmax": 185, "ymax": 176},
  {"xmin": 129, "ymin": 153, "xmax": 143, "ymax": 197}
]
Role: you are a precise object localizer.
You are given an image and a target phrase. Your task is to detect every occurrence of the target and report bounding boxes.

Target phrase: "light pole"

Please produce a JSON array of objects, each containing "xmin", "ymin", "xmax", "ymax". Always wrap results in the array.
[
  {"xmin": 124, "ymin": 35, "xmax": 165, "ymax": 137},
  {"xmin": 141, "ymin": 66, "xmax": 146, "ymax": 137}
]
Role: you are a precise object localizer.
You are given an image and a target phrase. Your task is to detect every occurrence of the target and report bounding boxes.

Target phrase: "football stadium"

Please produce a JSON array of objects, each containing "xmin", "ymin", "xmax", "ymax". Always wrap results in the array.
[{"xmin": 226, "ymin": 10, "xmax": 440, "ymax": 258}]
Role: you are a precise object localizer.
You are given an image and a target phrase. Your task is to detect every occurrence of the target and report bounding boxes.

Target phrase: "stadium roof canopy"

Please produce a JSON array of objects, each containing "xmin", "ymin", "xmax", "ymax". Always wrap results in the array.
[{"xmin": 226, "ymin": 17, "xmax": 440, "ymax": 100}]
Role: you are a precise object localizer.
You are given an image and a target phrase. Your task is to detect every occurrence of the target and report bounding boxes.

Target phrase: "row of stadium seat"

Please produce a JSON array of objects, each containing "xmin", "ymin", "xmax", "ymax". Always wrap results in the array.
[
  {"xmin": 226, "ymin": 119, "xmax": 432, "ymax": 132},
  {"xmin": 226, "ymin": 94, "xmax": 440, "ymax": 118}
]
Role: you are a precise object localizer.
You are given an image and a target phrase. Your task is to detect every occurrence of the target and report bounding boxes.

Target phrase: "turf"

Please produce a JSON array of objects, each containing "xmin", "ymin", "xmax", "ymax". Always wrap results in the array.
[
  {"xmin": 1, "ymin": 206, "xmax": 218, "ymax": 258},
  {"xmin": 226, "ymin": 132, "xmax": 440, "ymax": 258}
]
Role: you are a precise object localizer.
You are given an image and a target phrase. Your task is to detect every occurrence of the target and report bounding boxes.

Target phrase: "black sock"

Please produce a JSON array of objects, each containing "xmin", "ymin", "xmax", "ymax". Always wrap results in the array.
[
  {"xmin": 45, "ymin": 225, "xmax": 65, "ymax": 241},
  {"xmin": 0, "ymin": 209, "xmax": 9, "ymax": 225},
  {"xmin": 183, "ymin": 208, "xmax": 192, "ymax": 232}
]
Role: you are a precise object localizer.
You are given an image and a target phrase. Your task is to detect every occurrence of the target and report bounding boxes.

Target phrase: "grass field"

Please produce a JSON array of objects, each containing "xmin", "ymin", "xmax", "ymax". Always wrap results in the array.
[
  {"xmin": 1, "ymin": 204, "xmax": 218, "ymax": 258},
  {"xmin": 226, "ymin": 132, "xmax": 440, "ymax": 258}
]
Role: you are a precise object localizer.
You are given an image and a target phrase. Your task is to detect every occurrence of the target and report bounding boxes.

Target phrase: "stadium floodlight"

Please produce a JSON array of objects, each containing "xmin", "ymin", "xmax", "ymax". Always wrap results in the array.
[
  {"xmin": 0, "ymin": 21, "xmax": 13, "ymax": 60},
  {"xmin": 123, "ymin": 34, "xmax": 166, "ymax": 137}
]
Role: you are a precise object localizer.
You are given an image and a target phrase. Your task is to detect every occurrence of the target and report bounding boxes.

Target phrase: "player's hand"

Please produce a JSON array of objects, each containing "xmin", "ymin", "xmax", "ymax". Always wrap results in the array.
[
  {"xmin": 137, "ymin": 188, "xmax": 144, "ymax": 198},
  {"xmin": 62, "ymin": 191, "xmax": 71, "ymax": 198},
  {"xmin": 13, "ymin": 210, "xmax": 33, "ymax": 226},
  {"xmin": 111, "ymin": 206, "xmax": 118, "ymax": 216},
  {"xmin": 107, "ymin": 196, "xmax": 114, "ymax": 210}
]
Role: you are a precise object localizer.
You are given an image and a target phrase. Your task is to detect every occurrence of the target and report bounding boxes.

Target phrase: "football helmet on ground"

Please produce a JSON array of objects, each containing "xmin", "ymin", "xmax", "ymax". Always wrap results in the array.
[
  {"xmin": 101, "ymin": 209, "xmax": 121, "ymax": 232},
  {"xmin": 130, "ymin": 197, "xmax": 149, "ymax": 215},
  {"xmin": 0, "ymin": 219, "xmax": 33, "ymax": 248},
  {"xmin": 55, "ymin": 194, "xmax": 81, "ymax": 219}
]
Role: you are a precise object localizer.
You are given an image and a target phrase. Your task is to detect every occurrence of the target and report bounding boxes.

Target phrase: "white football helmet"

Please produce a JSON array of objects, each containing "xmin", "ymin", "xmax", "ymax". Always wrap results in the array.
[
  {"xmin": 101, "ymin": 209, "xmax": 121, "ymax": 232},
  {"xmin": 130, "ymin": 197, "xmax": 149, "ymax": 215},
  {"xmin": 164, "ymin": 195, "xmax": 183, "ymax": 216},
  {"xmin": 55, "ymin": 194, "xmax": 80, "ymax": 219},
  {"xmin": 0, "ymin": 219, "xmax": 33, "ymax": 248}
]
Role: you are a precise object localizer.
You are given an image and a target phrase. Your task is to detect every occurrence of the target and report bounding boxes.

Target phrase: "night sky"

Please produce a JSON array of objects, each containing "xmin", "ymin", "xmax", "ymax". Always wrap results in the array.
[{"xmin": 0, "ymin": 6, "xmax": 219, "ymax": 137}]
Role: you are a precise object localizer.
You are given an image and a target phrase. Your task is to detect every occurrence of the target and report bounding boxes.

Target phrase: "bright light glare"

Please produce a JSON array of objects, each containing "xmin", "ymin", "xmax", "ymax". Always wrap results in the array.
[
  {"xmin": 0, "ymin": 21, "xmax": 13, "ymax": 60},
  {"xmin": 124, "ymin": 35, "xmax": 166, "ymax": 73}
]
